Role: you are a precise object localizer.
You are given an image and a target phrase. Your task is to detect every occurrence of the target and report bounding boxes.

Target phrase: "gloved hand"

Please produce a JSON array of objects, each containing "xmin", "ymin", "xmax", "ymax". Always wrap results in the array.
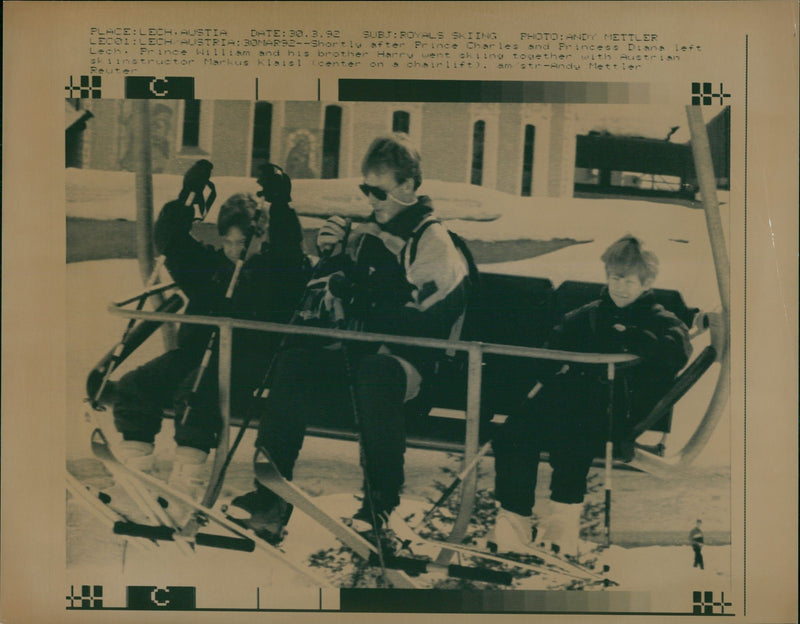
[
  {"xmin": 179, "ymin": 159, "xmax": 216, "ymax": 219},
  {"xmin": 154, "ymin": 200, "xmax": 195, "ymax": 255},
  {"xmin": 297, "ymin": 271, "xmax": 349, "ymax": 326},
  {"xmin": 256, "ymin": 163, "xmax": 292, "ymax": 204},
  {"xmin": 316, "ymin": 216, "xmax": 349, "ymax": 257},
  {"xmin": 612, "ymin": 324, "xmax": 661, "ymax": 358}
]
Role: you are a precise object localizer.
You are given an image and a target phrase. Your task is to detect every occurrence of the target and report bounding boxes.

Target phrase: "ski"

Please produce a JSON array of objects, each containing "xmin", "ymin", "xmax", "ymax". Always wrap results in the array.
[
  {"xmin": 89, "ymin": 428, "xmax": 329, "ymax": 587},
  {"xmin": 66, "ymin": 471, "xmax": 158, "ymax": 552},
  {"xmin": 392, "ymin": 516, "xmax": 614, "ymax": 585},
  {"xmin": 91, "ymin": 437, "xmax": 194, "ymax": 557},
  {"xmin": 253, "ymin": 448, "xmax": 424, "ymax": 588},
  {"xmin": 254, "ymin": 448, "xmax": 517, "ymax": 587},
  {"xmin": 67, "ymin": 472, "xmax": 253, "ymax": 553},
  {"xmin": 253, "ymin": 449, "xmax": 511, "ymax": 587}
]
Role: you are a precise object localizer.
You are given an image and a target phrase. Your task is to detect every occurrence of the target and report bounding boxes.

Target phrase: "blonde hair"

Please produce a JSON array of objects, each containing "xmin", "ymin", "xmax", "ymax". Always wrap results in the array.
[{"xmin": 361, "ymin": 133, "xmax": 422, "ymax": 190}]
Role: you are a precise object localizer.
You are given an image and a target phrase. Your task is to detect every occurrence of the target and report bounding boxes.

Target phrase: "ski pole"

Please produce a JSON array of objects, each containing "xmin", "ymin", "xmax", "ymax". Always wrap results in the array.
[
  {"xmin": 340, "ymin": 340, "xmax": 389, "ymax": 585},
  {"xmin": 88, "ymin": 180, "xmax": 210, "ymax": 410},
  {"xmin": 210, "ymin": 217, "xmax": 353, "ymax": 474},
  {"xmin": 299, "ymin": 218, "xmax": 391, "ymax": 582},
  {"xmin": 413, "ymin": 365, "xmax": 569, "ymax": 531},
  {"xmin": 88, "ymin": 254, "xmax": 168, "ymax": 410},
  {"xmin": 206, "ymin": 217, "xmax": 352, "ymax": 508},
  {"xmin": 206, "ymin": 245, "xmax": 342, "ymax": 504},
  {"xmin": 86, "ymin": 293, "xmax": 186, "ymax": 406},
  {"xmin": 604, "ymin": 362, "xmax": 615, "ymax": 548},
  {"xmin": 115, "ymin": 281, "xmax": 177, "ymax": 307},
  {"xmin": 178, "ymin": 203, "xmax": 266, "ymax": 427}
]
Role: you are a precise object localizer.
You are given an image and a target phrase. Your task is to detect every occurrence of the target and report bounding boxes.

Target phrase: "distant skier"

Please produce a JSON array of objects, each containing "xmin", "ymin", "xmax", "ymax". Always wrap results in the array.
[
  {"xmin": 690, "ymin": 518, "xmax": 705, "ymax": 569},
  {"xmin": 228, "ymin": 133, "xmax": 473, "ymax": 542},
  {"xmin": 490, "ymin": 235, "xmax": 692, "ymax": 558},
  {"xmin": 112, "ymin": 164, "xmax": 309, "ymax": 498}
]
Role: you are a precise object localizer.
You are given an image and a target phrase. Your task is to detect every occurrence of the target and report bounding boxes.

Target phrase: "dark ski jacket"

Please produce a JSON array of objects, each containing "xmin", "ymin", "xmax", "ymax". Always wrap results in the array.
[
  {"xmin": 154, "ymin": 199, "xmax": 310, "ymax": 360},
  {"xmin": 338, "ymin": 197, "xmax": 472, "ymax": 375},
  {"xmin": 543, "ymin": 289, "xmax": 693, "ymax": 434}
]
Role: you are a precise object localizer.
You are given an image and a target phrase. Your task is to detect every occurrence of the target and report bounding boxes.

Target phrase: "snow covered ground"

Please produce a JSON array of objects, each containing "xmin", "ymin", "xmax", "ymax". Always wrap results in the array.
[{"xmin": 65, "ymin": 172, "xmax": 732, "ymax": 607}]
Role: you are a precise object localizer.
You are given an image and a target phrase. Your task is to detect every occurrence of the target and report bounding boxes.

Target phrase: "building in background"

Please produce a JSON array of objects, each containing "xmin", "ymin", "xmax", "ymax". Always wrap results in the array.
[{"xmin": 72, "ymin": 100, "xmax": 729, "ymax": 199}]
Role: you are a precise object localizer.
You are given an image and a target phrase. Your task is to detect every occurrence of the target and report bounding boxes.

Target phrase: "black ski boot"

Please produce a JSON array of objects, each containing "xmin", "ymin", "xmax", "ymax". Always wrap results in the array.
[
  {"xmin": 225, "ymin": 481, "xmax": 293, "ymax": 545},
  {"xmin": 346, "ymin": 490, "xmax": 403, "ymax": 554}
]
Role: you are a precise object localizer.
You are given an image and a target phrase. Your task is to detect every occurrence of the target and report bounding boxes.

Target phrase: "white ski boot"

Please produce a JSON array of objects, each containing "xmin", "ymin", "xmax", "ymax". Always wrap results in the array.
[
  {"xmin": 167, "ymin": 446, "xmax": 208, "ymax": 501},
  {"xmin": 536, "ymin": 501, "xmax": 582, "ymax": 558},
  {"xmin": 117, "ymin": 440, "xmax": 155, "ymax": 473},
  {"xmin": 488, "ymin": 508, "xmax": 536, "ymax": 554}
]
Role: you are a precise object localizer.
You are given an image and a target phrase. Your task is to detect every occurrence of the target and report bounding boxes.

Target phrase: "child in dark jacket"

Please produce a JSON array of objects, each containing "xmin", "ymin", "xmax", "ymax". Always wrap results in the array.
[
  {"xmin": 491, "ymin": 235, "xmax": 692, "ymax": 557},
  {"xmin": 112, "ymin": 166, "xmax": 309, "ymax": 497}
]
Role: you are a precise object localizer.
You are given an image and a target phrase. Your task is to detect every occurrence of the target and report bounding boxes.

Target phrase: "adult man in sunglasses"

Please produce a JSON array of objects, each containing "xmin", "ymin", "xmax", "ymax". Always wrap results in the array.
[{"xmin": 229, "ymin": 133, "xmax": 473, "ymax": 541}]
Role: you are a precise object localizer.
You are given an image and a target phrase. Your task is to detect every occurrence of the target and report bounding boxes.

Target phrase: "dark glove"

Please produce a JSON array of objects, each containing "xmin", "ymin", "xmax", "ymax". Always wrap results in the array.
[
  {"xmin": 618, "ymin": 325, "xmax": 661, "ymax": 358},
  {"xmin": 154, "ymin": 200, "xmax": 194, "ymax": 254},
  {"xmin": 268, "ymin": 201, "xmax": 303, "ymax": 248},
  {"xmin": 257, "ymin": 163, "xmax": 292, "ymax": 204},
  {"xmin": 296, "ymin": 272, "xmax": 348, "ymax": 327},
  {"xmin": 327, "ymin": 271, "xmax": 356, "ymax": 300},
  {"xmin": 178, "ymin": 159, "xmax": 216, "ymax": 219}
]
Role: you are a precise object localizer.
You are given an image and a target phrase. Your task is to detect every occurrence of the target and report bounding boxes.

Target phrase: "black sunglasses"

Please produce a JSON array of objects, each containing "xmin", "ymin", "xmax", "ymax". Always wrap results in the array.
[{"xmin": 359, "ymin": 183, "xmax": 390, "ymax": 201}]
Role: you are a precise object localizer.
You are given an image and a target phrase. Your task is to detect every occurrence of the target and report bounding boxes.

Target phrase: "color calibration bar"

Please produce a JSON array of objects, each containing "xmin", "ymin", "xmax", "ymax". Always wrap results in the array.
[
  {"xmin": 339, "ymin": 79, "xmax": 650, "ymax": 103},
  {"xmin": 340, "ymin": 589, "xmax": 653, "ymax": 613}
]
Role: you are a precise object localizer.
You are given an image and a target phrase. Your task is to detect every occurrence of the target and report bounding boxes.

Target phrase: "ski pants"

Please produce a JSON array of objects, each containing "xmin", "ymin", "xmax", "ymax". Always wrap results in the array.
[
  {"xmin": 256, "ymin": 347, "xmax": 419, "ymax": 512},
  {"xmin": 113, "ymin": 346, "xmax": 263, "ymax": 453},
  {"xmin": 492, "ymin": 375, "xmax": 610, "ymax": 515}
]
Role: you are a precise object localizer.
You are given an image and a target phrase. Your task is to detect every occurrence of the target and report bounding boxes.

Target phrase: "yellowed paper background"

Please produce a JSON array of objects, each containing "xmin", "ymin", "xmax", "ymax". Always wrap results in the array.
[{"xmin": 2, "ymin": 2, "xmax": 797, "ymax": 622}]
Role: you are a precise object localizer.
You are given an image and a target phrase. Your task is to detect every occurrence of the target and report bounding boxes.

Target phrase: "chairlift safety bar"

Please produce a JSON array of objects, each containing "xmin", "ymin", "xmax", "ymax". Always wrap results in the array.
[{"xmin": 108, "ymin": 301, "xmax": 637, "ymax": 546}]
